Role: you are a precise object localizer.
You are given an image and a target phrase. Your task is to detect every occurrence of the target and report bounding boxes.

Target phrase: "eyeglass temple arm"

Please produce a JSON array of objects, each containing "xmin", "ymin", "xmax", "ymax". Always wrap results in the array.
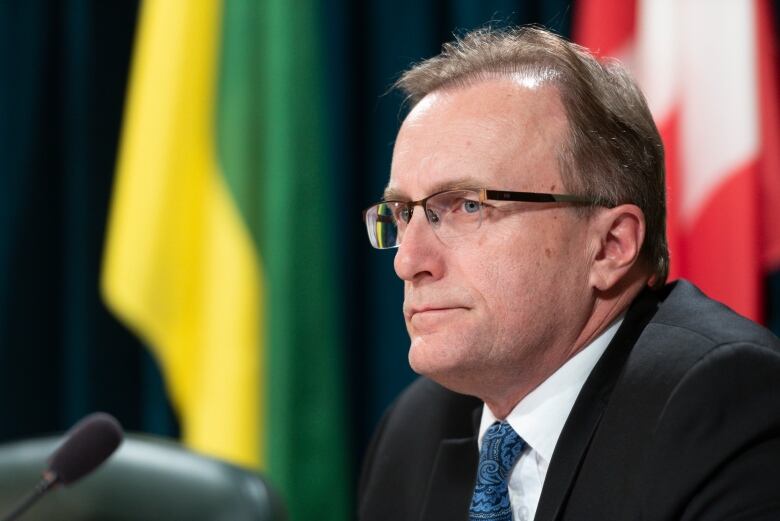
[{"xmin": 483, "ymin": 190, "xmax": 598, "ymax": 205}]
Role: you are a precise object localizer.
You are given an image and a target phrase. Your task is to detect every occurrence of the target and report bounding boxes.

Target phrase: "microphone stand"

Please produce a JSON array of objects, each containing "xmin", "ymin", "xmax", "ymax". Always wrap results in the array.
[{"xmin": 0, "ymin": 471, "xmax": 59, "ymax": 521}]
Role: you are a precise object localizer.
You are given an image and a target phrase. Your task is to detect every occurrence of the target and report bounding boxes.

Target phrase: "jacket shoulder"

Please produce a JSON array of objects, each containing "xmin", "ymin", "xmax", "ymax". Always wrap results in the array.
[
  {"xmin": 564, "ymin": 280, "xmax": 780, "ymax": 520},
  {"xmin": 649, "ymin": 280, "xmax": 780, "ymax": 350},
  {"xmin": 358, "ymin": 378, "xmax": 480, "ymax": 521}
]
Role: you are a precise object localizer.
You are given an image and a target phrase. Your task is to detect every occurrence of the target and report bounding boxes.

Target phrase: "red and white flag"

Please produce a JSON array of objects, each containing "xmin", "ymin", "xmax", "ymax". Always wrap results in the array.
[{"xmin": 575, "ymin": 0, "xmax": 780, "ymax": 322}]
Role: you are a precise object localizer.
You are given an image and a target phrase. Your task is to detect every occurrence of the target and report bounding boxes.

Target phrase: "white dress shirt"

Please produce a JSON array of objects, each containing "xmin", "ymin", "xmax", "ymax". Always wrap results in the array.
[{"xmin": 476, "ymin": 318, "xmax": 623, "ymax": 521}]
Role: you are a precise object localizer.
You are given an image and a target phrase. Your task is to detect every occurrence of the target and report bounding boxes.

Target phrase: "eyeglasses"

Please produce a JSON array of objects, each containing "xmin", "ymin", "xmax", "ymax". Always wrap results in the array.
[{"xmin": 363, "ymin": 188, "xmax": 600, "ymax": 249}]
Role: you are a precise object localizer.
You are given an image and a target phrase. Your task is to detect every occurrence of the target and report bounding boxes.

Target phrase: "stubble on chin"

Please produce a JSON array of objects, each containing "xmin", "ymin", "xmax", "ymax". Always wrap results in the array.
[{"xmin": 407, "ymin": 330, "xmax": 492, "ymax": 397}]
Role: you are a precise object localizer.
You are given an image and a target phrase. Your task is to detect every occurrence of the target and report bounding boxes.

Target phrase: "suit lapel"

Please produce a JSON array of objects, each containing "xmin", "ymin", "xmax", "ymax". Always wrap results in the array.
[
  {"xmin": 418, "ymin": 407, "xmax": 481, "ymax": 521},
  {"xmin": 532, "ymin": 376, "xmax": 610, "ymax": 521},
  {"xmin": 534, "ymin": 289, "xmax": 661, "ymax": 521},
  {"xmin": 418, "ymin": 437, "xmax": 478, "ymax": 521}
]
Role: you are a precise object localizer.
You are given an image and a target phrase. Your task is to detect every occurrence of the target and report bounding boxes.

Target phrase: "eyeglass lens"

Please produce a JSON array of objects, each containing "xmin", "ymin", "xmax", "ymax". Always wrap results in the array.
[{"xmin": 365, "ymin": 190, "xmax": 483, "ymax": 249}]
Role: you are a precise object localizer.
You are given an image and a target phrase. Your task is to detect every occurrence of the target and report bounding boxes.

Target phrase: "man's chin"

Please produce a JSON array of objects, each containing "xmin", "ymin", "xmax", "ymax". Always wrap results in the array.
[{"xmin": 408, "ymin": 337, "xmax": 482, "ymax": 395}]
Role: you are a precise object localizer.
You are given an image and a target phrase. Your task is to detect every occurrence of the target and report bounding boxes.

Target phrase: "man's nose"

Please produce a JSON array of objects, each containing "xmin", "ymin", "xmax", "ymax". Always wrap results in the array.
[{"xmin": 393, "ymin": 207, "xmax": 444, "ymax": 283}]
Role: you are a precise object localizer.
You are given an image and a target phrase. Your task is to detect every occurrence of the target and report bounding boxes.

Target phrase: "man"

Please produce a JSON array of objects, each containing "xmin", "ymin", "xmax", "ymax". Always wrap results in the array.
[{"xmin": 358, "ymin": 26, "xmax": 780, "ymax": 521}]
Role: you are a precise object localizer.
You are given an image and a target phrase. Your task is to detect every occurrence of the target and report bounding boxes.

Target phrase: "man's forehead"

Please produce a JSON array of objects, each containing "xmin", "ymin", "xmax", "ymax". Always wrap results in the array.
[
  {"xmin": 406, "ymin": 73, "xmax": 564, "ymax": 123},
  {"xmin": 387, "ymin": 78, "xmax": 567, "ymax": 199}
]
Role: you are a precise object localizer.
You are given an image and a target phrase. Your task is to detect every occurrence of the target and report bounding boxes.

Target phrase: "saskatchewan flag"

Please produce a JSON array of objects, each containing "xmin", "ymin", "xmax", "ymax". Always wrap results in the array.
[{"xmin": 101, "ymin": 1, "xmax": 348, "ymax": 519}]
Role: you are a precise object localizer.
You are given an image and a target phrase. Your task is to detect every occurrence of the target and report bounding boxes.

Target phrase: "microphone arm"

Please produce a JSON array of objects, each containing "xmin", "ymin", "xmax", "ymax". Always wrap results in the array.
[{"xmin": 0, "ymin": 471, "xmax": 58, "ymax": 521}]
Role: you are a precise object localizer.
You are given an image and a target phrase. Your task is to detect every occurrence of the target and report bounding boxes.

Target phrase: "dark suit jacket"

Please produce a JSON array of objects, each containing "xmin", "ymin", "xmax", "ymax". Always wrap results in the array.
[{"xmin": 358, "ymin": 281, "xmax": 780, "ymax": 520}]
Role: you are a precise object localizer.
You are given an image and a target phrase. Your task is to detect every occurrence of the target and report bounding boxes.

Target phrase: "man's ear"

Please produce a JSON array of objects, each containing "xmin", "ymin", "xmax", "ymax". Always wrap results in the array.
[{"xmin": 588, "ymin": 204, "xmax": 646, "ymax": 292}]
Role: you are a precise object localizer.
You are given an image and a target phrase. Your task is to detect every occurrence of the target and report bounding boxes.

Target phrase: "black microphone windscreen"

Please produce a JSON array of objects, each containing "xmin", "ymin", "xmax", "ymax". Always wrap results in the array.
[{"xmin": 47, "ymin": 412, "xmax": 123, "ymax": 486}]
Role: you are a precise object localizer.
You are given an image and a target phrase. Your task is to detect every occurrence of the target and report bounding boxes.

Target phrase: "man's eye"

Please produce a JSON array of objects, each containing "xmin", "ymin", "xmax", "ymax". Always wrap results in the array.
[
  {"xmin": 461, "ymin": 199, "xmax": 480, "ymax": 214},
  {"xmin": 398, "ymin": 206, "xmax": 412, "ymax": 223}
]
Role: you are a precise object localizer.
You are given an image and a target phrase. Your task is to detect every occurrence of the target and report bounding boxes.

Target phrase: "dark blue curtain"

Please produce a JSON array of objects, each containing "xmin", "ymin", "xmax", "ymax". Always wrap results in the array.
[{"xmin": 0, "ymin": 0, "xmax": 176, "ymax": 439}]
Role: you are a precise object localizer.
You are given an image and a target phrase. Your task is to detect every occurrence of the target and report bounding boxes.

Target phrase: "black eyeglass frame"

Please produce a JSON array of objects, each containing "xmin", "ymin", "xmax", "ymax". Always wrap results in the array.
[{"xmin": 362, "ymin": 188, "xmax": 603, "ymax": 223}]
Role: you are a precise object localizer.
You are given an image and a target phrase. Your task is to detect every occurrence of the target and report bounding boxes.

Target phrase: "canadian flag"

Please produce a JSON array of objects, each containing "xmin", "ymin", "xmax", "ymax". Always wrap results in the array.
[{"xmin": 575, "ymin": 0, "xmax": 780, "ymax": 322}]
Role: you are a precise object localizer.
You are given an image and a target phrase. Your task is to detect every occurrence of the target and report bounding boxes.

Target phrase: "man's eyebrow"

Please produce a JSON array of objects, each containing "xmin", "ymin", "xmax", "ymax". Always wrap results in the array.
[
  {"xmin": 382, "ymin": 186, "xmax": 407, "ymax": 201},
  {"xmin": 382, "ymin": 177, "xmax": 483, "ymax": 201}
]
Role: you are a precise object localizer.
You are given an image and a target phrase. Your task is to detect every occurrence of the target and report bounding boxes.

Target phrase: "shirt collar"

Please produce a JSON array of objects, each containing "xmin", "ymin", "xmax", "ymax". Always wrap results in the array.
[{"xmin": 478, "ymin": 316, "xmax": 623, "ymax": 463}]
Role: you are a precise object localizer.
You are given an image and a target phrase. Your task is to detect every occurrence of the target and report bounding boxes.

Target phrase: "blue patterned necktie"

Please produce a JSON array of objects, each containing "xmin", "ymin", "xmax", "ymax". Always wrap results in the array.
[{"xmin": 469, "ymin": 421, "xmax": 526, "ymax": 521}]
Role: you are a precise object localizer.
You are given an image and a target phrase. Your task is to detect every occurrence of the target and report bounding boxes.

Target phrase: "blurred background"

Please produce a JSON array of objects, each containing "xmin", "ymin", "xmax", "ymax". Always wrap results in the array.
[{"xmin": 0, "ymin": 0, "xmax": 779, "ymax": 520}]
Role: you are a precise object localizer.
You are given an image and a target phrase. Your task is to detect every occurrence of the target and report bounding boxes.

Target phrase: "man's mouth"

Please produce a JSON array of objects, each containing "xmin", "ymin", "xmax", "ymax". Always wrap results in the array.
[{"xmin": 407, "ymin": 306, "xmax": 468, "ymax": 325}]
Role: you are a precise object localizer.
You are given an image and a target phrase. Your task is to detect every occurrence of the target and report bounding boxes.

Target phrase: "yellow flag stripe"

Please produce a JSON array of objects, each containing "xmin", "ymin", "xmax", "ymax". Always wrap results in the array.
[{"xmin": 101, "ymin": 0, "xmax": 264, "ymax": 468}]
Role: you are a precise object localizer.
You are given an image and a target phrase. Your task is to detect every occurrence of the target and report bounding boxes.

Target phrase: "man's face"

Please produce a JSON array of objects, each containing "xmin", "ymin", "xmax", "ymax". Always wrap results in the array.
[{"xmin": 388, "ymin": 78, "xmax": 595, "ymax": 399}]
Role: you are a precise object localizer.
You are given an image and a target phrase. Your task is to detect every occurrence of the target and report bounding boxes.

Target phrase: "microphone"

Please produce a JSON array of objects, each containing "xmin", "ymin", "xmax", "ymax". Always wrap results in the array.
[{"xmin": 0, "ymin": 412, "xmax": 123, "ymax": 521}]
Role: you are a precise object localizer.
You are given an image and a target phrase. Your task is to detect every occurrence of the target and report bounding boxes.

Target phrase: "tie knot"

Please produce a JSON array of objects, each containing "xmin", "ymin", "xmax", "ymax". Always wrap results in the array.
[{"xmin": 480, "ymin": 421, "xmax": 524, "ymax": 479}]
